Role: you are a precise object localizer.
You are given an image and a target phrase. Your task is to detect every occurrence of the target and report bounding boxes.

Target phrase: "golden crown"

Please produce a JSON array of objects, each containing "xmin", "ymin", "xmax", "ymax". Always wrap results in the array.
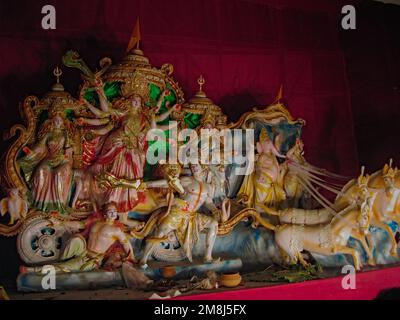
[
  {"xmin": 161, "ymin": 163, "xmax": 182, "ymax": 178},
  {"xmin": 382, "ymin": 159, "xmax": 397, "ymax": 178},
  {"xmin": 357, "ymin": 166, "xmax": 370, "ymax": 187},
  {"xmin": 103, "ymin": 49, "xmax": 170, "ymax": 102},
  {"xmin": 384, "ymin": 167, "xmax": 397, "ymax": 179}
]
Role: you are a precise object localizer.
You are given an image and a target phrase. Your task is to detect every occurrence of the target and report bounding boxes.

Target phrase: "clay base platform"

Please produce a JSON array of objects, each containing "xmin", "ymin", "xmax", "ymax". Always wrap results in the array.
[
  {"xmin": 16, "ymin": 259, "xmax": 242, "ymax": 292},
  {"xmin": 10, "ymin": 264, "xmax": 400, "ymax": 299}
]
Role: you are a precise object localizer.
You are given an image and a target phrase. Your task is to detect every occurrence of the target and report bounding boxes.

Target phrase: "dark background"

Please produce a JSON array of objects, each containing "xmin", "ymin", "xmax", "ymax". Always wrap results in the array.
[{"xmin": 0, "ymin": 0, "xmax": 399, "ymax": 288}]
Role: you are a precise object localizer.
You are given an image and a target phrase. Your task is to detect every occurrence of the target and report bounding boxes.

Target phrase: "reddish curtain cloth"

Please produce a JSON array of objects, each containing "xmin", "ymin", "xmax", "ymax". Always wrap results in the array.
[
  {"xmin": 341, "ymin": 0, "xmax": 400, "ymax": 172},
  {"xmin": 0, "ymin": 0, "xmax": 358, "ymax": 177}
]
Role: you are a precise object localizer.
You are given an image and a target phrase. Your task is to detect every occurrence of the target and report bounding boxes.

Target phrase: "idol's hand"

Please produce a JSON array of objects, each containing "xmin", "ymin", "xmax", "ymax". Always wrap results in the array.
[
  {"xmin": 222, "ymin": 198, "xmax": 230, "ymax": 207},
  {"xmin": 221, "ymin": 198, "xmax": 231, "ymax": 222},
  {"xmin": 133, "ymin": 221, "xmax": 145, "ymax": 231},
  {"xmin": 137, "ymin": 181, "xmax": 147, "ymax": 191},
  {"xmin": 98, "ymin": 172, "xmax": 121, "ymax": 189},
  {"xmin": 97, "ymin": 176, "xmax": 113, "ymax": 189},
  {"xmin": 106, "ymin": 173, "xmax": 122, "ymax": 188}
]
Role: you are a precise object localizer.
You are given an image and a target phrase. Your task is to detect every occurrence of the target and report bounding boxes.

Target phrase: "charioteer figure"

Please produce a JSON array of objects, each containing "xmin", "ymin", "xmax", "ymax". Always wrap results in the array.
[{"xmin": 100, "ymin": 163, "xmax": 231, "ymax": 269}]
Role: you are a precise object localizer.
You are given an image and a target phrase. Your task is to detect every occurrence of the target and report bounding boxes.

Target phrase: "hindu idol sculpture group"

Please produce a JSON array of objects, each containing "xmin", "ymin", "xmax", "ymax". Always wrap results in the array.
[{"xmin": 1, "ymin": 37, "xmax": 400, "ymax": 292}]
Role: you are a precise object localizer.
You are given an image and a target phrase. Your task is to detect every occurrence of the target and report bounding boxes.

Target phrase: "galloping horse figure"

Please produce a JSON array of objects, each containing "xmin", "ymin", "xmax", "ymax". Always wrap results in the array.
[
  {"xmin": 274, "ymin": 185, "xmax": 376, "ymax": 271},
  {"xmin": 335, "ymin": 161, "xmax": 400, "ymax": 257}
]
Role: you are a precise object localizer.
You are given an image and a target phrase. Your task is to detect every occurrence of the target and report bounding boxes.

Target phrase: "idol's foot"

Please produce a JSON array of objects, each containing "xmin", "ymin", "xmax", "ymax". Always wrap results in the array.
[
  {"xmin": 203, "ymin": 257, "xmax": 221, "ymax": 264},
  {"xmin": 184, "ymin": 248, "xmax": 193, "ymax": 263},
  {"xmin": 368, "ymin": 258, "xmax": 376, "ymax": 266},
  {"xmin": 139, "ymin": 263, "xmax": 149, "ymax": 270}
]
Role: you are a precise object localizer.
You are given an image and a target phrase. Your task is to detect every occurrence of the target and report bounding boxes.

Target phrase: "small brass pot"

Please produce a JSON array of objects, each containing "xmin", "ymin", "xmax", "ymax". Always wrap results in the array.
[
  {"xmin": 220, "ymin": 272, "xmax": 242, "ymax": 288},
  {"xmin": 161, "ymin": 266, "xmax": 176, "ymax": 279}
]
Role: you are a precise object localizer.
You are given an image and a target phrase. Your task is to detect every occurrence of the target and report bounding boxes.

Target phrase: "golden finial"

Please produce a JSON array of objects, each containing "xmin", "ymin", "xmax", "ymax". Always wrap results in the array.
[
  {"xmin": 53, "ymin": 67, "xmax": 62, "ymax": 83},
  {"xmin": 191, "ymin": 75, "xmax": 208, "ymax": 100},
  {"xmin": 357, "ymin": 166, "xmax": 370, "ymax": 187},
  {"xmin": 198, "ymin": 75, "xmax": 205, "ymax": 92},
  {"xmin": 52, "ymin": 67, "xmax": 64, "ymax": 91}
]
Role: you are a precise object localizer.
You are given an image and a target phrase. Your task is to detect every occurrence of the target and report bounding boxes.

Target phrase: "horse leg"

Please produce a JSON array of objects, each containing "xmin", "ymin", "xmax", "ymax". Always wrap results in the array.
[
  {"xmin": 275, "ymin": 241, "xmax": 298, "ymax": 266},
  {"xmin": 351, "ymin": 231, "xmax": 375, "ymax": 266},
  {"xmin": 306, "ymin": 243, "xmax": 362, "ymax": 270},
  {"xmin": 297, "ymin": 252, "xmax": 310, "ymax": 268},
  {"xmin": 204, "ymin": 220, "xmax": 219, "ymax": 263},
  {"xmin": 371, "ymin": 219, "xmax": 397, "ymax": 256},
  {"xmin": 334, "ymin": 245, "xmax": 361, "ymax": 270},
  {"xmin": 139, "ymin": 225, "xmax": 172, "ymax": 268}
]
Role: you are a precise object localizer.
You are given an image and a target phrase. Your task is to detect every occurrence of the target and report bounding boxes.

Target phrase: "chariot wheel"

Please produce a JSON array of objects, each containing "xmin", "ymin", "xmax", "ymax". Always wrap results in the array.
[
  {"xmin": 151, "ymin": 232, "xmax": 186, "ymax": 262},
  {"xmin": 17, "ymin": 214, "xmax": 71, "ymax": 265}
]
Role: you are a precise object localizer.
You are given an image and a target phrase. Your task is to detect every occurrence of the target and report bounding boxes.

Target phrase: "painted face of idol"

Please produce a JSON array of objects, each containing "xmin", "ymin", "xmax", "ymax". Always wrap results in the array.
[{"xmin": 104, "ymin": 204, "xmax": 118, "ymax": 222}]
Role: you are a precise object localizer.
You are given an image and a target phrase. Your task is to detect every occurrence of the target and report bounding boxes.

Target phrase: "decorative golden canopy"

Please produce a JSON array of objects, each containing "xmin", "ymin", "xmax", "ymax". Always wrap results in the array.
[
  {"xmin": 103, "ymin": 48, "xmax": 184, "ymax": 103},
  {"xmin": 184, "ymin": 75, "xmax": 222, "ymax": 115},
  {"xmin": 35, "ymin": 67, "xmax": 80, "ymax": 117},
  {"xmin": 182, "ymin": 75, "xmax": 228, "ymax": 128}
]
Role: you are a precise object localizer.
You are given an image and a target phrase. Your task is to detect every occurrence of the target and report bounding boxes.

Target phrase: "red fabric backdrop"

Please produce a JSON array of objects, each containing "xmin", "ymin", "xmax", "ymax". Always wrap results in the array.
[
  {"xmin": 0, "ymin": 0, "xmax": 359, "ymax": 177},
  {"xmin": 341, "ymin": 0, "xmax": 400, "ymax": 172}
]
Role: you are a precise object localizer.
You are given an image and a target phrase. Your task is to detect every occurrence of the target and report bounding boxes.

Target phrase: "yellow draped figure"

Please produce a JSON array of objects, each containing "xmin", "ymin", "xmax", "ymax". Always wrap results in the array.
[{"xmin": 238, "ymin": 128, "xmax": 286, "ymax": 211}]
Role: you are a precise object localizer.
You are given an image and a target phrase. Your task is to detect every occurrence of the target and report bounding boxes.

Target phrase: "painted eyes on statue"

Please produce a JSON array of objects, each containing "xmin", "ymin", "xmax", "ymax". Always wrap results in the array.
[
  {"xmin": 54, "ymin": 116, "xmax": 63, "ymax": 126},
  {"xmin": 106, "ymin": 210, "xmax": 117, "ymax": 217},
  {"xmin": 131, "ymin": 97, "xmax": 142, "ymax": 108}
]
